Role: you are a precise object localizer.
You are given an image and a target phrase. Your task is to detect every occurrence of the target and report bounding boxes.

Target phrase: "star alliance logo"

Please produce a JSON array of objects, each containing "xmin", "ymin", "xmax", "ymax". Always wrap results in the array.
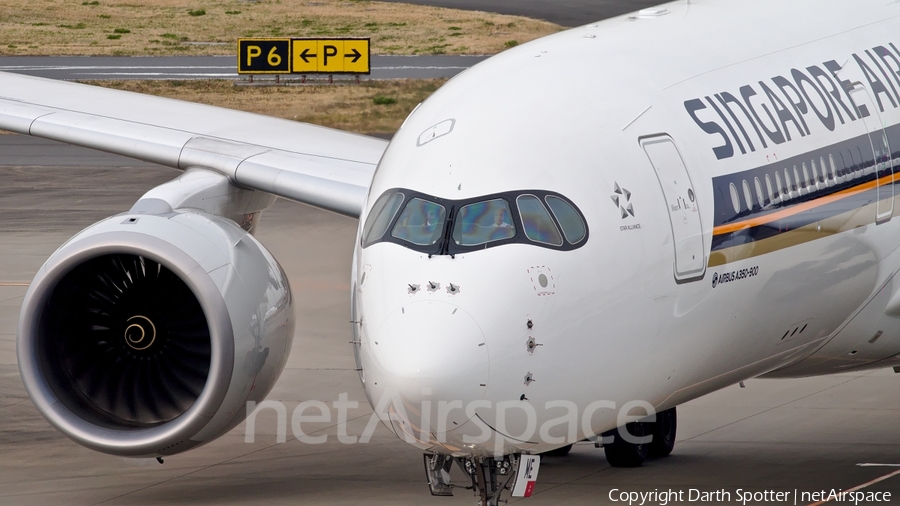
[{"xmin": 611, "ymin": 182, "xmax": 635, "ymax": 219}]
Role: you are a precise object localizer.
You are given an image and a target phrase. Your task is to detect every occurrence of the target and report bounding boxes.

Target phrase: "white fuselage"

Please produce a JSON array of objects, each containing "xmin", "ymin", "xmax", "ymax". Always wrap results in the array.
[{"xmin": 351, "ymin": 0, "xmax": 900, "ymax": 455}]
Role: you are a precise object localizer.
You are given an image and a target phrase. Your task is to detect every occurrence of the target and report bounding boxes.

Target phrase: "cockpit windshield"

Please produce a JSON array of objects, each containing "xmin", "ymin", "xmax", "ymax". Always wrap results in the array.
[
  {"xmin": 452, "ymin": 199, "xmax": 515, "ymax": 247},
  {"xmin": 362, "ymin": 188, "xmax": 588, "ymax": 255},
  {"xmin": 390, "ymin": 198, "xmax": 447, "ymax": 246},
  {"xmin": 516, "ymin": 194, "xmax": 563, "ymax": 246},
  {"xmin": 362, "ymin": 191, "xmax": 404, "ymax": 248}
]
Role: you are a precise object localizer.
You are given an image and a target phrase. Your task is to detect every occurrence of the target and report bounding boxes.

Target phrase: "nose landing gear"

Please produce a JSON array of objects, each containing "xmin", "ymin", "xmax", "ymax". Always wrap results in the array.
[{"xmin": 424, "ymin": 453, "xmax": 534, "ymax": 506}]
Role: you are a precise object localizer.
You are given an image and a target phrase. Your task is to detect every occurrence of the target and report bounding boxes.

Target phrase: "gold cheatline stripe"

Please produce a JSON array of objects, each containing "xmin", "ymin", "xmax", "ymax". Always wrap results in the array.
[
  {"xmin": 0, "ymin": 282, "xmax": 30, "ymax": 287},
  {"xmin": 707, "ymin": 198, "xmax": 876, "ymax": 267},
  {"xmin": 712, "ymin": 173, "xmax": 893, "ymax": 236}
]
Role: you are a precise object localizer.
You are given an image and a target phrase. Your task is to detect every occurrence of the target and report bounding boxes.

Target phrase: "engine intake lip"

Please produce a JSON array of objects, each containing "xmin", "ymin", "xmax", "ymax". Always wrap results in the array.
[{"xmin": 18, "ymin": 230, "xmax": 235, "ymax": 457}]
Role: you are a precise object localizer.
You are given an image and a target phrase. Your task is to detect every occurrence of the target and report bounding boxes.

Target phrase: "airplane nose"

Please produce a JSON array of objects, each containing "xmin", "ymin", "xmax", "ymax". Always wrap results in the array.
[{"xmin": 370, "ymin": 300, "xmax": 488, "ymax": 433}]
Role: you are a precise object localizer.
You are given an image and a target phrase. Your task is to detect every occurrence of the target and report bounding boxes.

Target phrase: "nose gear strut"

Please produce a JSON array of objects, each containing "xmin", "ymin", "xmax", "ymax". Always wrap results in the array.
[{"xmin": 424, "ymin": 453, "xmax": 530, "ymax": 506}]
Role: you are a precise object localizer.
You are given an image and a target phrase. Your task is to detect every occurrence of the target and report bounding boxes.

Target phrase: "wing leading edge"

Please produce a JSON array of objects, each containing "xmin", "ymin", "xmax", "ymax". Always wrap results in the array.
[{"xmin": 0, "ymin": 71, "xmax": 388, "ymax": 217}]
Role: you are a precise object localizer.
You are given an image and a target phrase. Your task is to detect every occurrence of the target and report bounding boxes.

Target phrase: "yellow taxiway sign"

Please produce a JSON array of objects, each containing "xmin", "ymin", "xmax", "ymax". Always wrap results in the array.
[{"xmin": 238, "ymin": 38, "xmax": 370, "ymax": 75}]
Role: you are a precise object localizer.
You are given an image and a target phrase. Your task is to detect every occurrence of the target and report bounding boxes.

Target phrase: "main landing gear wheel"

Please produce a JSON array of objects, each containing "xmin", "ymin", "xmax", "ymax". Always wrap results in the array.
[
  {"xmin": 603, "ymin": 421, "xmax": 650, "ymax": 467},
  {"xmin": 649, "ymin": 407, "xmax": 677, "ymax": 458},
  {"xmin": 603, "ymin": 407, "xmax": 678, "ymax": 467}
]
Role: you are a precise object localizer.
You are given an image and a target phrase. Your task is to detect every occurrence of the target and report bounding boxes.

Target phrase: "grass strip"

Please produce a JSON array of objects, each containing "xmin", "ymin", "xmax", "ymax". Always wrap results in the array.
[{"xmin": 0, "ymin": 0, "xmax": 560, "ymax": 56}]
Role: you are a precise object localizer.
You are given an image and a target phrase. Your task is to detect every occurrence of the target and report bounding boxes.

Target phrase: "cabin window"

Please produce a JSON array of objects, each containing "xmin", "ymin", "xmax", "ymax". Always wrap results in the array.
[
  {"xmin": 838, "ymin": 151, "xmax": 849, "ymax": 179},
  {"xmin": 729, "ymin": 183, "xmax": 741, "ymax": 213},
  {"xmin": 853, "ymin": 147, "xmax": 864, "ymax": 177},
  {"xmin": 742, "ymin": 180, "xmax": 753, "ymax": 210},
  {"xmin": 754, "ymin": 177, "xmax": 765, "ymax": 208},
  {"xmin": 784, "ymin": 168, "xmax": 795, "ymax": 198}
]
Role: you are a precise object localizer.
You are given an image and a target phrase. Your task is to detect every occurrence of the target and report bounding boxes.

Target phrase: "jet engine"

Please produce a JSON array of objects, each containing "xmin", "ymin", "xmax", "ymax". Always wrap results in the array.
[{"xmin": 17, "ymin": 206, "xmax": 293, "ymax": 457}]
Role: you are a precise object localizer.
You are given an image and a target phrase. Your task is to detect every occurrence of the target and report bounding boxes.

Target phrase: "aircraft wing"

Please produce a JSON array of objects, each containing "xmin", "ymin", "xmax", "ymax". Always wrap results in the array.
[{"xmin": 0, "ymin": 71, "xmax": 388, "ymax": 217}]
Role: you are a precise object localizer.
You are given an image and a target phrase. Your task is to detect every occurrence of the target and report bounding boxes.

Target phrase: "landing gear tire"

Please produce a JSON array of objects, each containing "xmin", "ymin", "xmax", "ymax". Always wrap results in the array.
[
  {"xmin": 649, "ymin": 407, "xmax": 677, "ymax": 458},
  {"xmin": 540, "ymin": 444, "xmax": 573, "ymax": 457},
  {"xmin": 603, "ymin": 421, "xmax": 650, "ymax": 467}
]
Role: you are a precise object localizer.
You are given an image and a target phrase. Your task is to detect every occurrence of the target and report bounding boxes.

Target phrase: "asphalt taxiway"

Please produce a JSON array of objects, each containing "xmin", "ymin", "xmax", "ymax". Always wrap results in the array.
[
  {"xmin": 2, "ymin": 135, "xmax": 900, "ymax": 505},
  {"xmin": 0, "ymin": 55, "xmax": 490, "ymax": 80}
]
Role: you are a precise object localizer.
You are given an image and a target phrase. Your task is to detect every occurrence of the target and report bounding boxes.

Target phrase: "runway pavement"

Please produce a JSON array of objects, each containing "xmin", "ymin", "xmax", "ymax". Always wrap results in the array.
[
  {"xmin": 2, "ymin": 135, "xmax": 900, "ymax": 505},
  {"xmin": 0, "ymin": 55, "xmax": 489, "ymax": 80}
]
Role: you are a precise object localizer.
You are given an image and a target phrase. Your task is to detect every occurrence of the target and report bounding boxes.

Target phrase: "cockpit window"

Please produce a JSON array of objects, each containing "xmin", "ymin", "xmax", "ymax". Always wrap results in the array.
[
  {"xmin": 452, "ymin": 199, "xmax": 516, "ymax": 246},
  {"xmin": 362, "ymin": 188, "xmax": 587, "ymax": 254},
  {"xmin": 390, "ymin": 198, "xmax": 447, "ymax": 246},
  {"xmin": 545, "ymin": 195, "xmax": 586, "ymax": 244},
  {"xmin": 516, "ymin": 195, "xmax": 563, "ymax": 246},
  {"xmin": 362, "ymin": 191, "xmax": 405, "ymax": 247}
]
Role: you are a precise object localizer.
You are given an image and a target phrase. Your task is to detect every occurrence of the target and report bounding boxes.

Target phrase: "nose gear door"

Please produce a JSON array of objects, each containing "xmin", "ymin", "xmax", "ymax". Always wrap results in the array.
[{"xmin": 641, "ymin": 135, "xmax": 706, "ymax": 283}]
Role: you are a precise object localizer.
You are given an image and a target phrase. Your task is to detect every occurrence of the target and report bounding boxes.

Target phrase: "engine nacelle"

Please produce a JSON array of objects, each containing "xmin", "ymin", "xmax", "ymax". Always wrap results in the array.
[{"xmin": 17, "ymin": 208, "xmax": 293, "ymax": 457}]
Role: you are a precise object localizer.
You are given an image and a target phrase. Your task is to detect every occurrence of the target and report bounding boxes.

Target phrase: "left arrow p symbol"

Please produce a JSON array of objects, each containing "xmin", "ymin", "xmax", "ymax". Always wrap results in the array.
[{"xmin": 299, "ymin": 48, "xmax": 317, "ymax": 63}]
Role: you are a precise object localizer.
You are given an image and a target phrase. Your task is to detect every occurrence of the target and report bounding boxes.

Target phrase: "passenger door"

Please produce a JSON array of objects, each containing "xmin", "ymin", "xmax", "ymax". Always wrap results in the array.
[
  {"xmin": 641, "ymin": 135, "xmax": 706, "ymax": 282},
  {"xmin": 844, "ymin": 71, "xmax": 894, "ymax": 223}
]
